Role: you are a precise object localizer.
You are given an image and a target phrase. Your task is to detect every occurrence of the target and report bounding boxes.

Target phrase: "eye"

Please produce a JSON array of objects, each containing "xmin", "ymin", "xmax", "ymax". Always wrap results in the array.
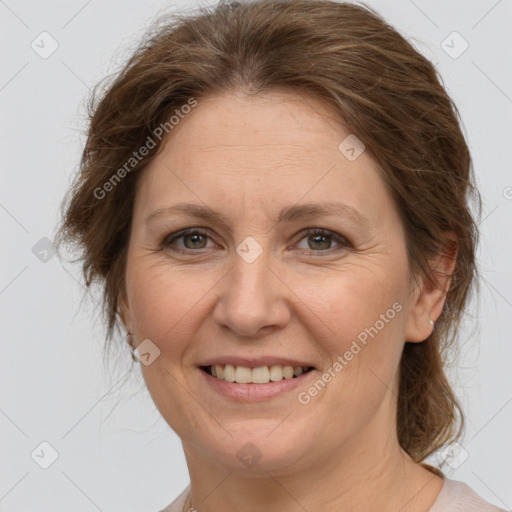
[
  {"xmin": 295, "ymin": 228, "xmax": 350, "ymax": 253},
  {"xmin": 162, "ymin": 229, "xmax": 216, "ymax": 252},
  {"xmin": 161, "ymin": 227, "xmax": 351, "ymax": 255}
]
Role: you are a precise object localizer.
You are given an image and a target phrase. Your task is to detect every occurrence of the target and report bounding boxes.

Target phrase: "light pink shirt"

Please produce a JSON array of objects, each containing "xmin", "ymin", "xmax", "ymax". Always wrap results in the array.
[{"xmin": 158, "ymin": 477, "xmax": 509, "ymax": 512}]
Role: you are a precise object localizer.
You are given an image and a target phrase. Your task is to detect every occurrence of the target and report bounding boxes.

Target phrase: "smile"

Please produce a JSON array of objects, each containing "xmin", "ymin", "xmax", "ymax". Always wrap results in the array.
[{"xmin": 201, "ymin": 364, "xmax": 314, "ymax": 384}]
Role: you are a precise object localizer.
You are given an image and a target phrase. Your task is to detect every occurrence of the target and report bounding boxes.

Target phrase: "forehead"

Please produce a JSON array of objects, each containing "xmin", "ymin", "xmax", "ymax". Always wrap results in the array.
[
  {"xmin": 168, "ymin": 90, "xmax": 352, "ymax": 156},
  {"xmin": 133, "ymin": 90, "xmax": 393, "ymax": 225}
]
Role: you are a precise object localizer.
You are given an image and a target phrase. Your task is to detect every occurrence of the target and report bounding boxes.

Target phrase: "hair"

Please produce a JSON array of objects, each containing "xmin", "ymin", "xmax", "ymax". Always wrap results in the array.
[{"xmin": 55, "ymin": 0, "xmax": 480, "ymax": 469}]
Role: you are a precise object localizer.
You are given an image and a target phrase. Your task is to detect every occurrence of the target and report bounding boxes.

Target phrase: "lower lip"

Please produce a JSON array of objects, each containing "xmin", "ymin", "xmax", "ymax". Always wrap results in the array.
[{"xmin": 199, "ymin": 368, "xmax": 315, "ymax": 402}]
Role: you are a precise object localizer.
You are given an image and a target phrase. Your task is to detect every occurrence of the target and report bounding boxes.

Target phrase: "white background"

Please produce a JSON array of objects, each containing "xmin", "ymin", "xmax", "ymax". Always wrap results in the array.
[{"xmin": 1, "ymin": 0, "xmax": 511, "ymax": 510}]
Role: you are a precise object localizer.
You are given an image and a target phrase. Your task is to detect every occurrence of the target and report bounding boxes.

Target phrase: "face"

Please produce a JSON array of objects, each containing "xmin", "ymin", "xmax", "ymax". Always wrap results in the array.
[{"xmin": 120, "ymin": 91, "xmax": 436, "ymax": 474}]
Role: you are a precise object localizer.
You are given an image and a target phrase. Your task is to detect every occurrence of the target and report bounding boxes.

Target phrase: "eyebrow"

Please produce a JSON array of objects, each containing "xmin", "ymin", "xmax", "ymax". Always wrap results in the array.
[{"xmin": 144, "ymin": 201, "xmax": 368, "ymax": 228}]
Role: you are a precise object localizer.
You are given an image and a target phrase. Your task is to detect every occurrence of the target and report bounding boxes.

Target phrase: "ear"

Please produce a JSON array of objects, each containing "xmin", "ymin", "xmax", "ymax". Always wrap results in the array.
[{"xmin": 404, "ymin": 232, "xmax": 457, "ymax": 342}]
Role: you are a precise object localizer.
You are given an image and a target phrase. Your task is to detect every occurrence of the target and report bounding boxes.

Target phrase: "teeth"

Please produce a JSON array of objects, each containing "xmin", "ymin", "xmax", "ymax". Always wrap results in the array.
[
  {"xmin": 206, "ymin": 364, "xmax": 310, "ymax": 384},
  {"xmin": 223, "ymin": 364, "xmax": 235, "ymax": 382},
  {"xmin": 282, "ymin": 366, "xmax": 294, "ymax": 379},
  {"xmin": 269, "ymin": 365, "xmax": 284, "ymax": 381},
  {"xmin": 235, "ymin": 366, "xmax": 252, "ymax": 383},
  {"xmin": 251, "ymin": 366, "xmax": 270, "ymax": 383}
]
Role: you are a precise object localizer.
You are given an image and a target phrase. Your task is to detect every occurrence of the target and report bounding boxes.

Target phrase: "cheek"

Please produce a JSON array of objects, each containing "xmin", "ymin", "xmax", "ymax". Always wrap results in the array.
[
  {"xmin": 126, "ymin": 261, "xmax": 214, "ymax": 347},
  {"xmin": 292, "ymin": 262, "xmax": 406, "ymax": 343},
  {"xmin": 293, "ymin": 275, "xmax": 406, "ymax": 429},
  {"xmin": 290, "ymin": 263, "xmax": 407, "ymax": 402}
]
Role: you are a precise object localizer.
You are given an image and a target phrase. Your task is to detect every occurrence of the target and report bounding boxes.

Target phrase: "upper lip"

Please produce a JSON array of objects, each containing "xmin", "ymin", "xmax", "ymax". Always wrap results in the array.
[{"xmin": 198, "ymin": 356, "xmax": 315, "ymax": 369}]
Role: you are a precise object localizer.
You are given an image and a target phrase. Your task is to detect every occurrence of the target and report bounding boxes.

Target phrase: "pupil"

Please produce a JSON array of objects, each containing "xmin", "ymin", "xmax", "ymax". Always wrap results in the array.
[
  {"xmin": 186, "ymin": 234, "xmax": 205, "ymax": 248},
  {"xmin": 310, "ymin": 234, "xmax": 330, "ymax": 250}
]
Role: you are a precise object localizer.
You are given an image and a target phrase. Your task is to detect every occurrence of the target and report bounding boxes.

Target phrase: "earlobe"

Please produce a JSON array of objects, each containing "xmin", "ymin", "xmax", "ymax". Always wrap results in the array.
[{"xmin": 404, "ymin": 232, "xmax": 458, "ymax": 342}]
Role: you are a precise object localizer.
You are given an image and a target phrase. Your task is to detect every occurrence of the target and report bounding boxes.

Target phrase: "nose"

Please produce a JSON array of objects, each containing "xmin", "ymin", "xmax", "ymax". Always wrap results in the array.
[{"xmin": 212, "ymin": 248, "xmax": 291, "ymax": 338}]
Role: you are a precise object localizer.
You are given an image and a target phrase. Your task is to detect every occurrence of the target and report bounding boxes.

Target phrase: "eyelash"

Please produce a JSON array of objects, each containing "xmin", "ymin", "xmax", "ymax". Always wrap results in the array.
[{"xmin": 161, "ymin": 227, "xmax": 351, "ymax": 255}]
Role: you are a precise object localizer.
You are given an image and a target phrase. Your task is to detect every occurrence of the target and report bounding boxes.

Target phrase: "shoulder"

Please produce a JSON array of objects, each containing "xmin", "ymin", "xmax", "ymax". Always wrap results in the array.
[
  {"xmin": 157, "ymin": 479, "xmax": 509, "ymax": 512},
  {"xmin": 157, "ymin": 484, "xmax": 190, "ymax": 512},
  {"xmin": 429, "ymin": 477, "xmax": 509, "ymax": 512}
]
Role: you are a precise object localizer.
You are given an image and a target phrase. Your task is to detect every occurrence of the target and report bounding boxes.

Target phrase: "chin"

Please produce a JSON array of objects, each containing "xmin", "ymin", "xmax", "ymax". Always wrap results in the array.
[{"xmin": 189, "ymin": 418, "xmax": 320, "ymax": 473}]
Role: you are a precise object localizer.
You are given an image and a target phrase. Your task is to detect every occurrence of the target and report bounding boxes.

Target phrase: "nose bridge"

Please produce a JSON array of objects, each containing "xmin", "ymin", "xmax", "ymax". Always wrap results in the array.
[{"xmin": 213, "ymin": 235, "xmax": 289, "ymax": 337}]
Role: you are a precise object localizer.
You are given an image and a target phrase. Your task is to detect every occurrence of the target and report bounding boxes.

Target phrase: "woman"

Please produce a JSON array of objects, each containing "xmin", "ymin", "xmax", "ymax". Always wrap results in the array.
[{"xmin": 55, "ymin": 1, "xmax": 508, "ymax": 511}]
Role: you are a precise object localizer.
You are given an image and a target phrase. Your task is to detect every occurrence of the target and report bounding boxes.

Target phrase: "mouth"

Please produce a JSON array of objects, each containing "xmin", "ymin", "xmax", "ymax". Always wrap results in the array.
[{"xmin": 200, "ymin": 364, "xmax": 315, "ymax": 384}]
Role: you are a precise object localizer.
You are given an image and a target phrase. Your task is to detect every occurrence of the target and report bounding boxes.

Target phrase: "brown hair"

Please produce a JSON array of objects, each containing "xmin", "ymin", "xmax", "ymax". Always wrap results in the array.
[{"xmin": 55, "ymin": 0, "xmax": 480, "ymax": 467}]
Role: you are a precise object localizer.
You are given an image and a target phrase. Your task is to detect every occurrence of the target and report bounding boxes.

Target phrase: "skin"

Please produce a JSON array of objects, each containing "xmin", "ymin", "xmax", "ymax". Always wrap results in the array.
[{"xmin": 120, "ymin": 90, "xmax": 455, "ymax": 512}]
